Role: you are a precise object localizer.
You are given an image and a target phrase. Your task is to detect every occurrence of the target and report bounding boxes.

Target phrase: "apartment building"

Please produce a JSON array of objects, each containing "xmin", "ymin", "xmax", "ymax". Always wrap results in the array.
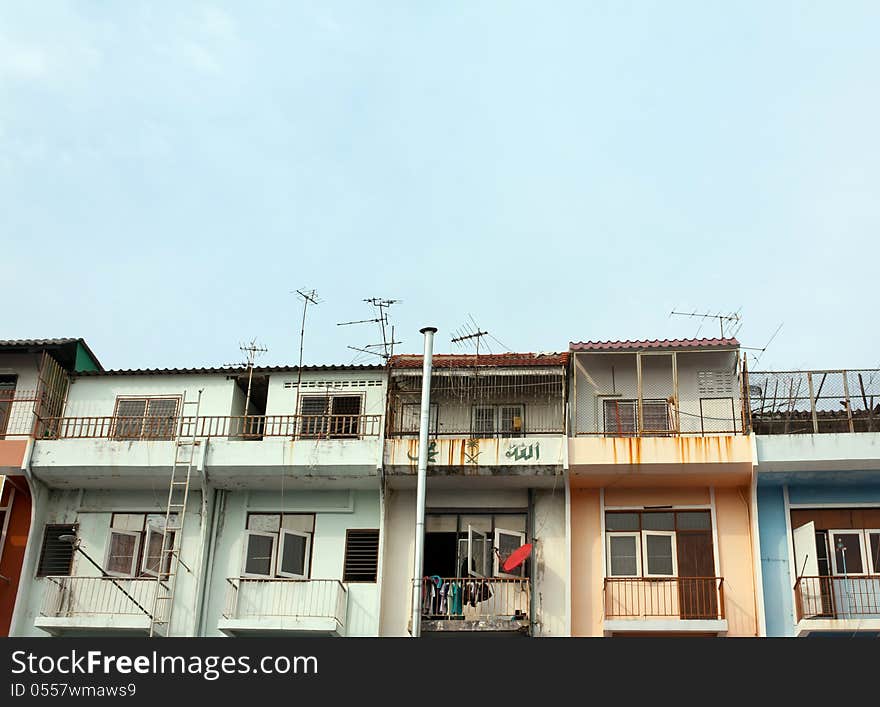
[
  {"xmin": 752, "ymin": 367, "xmax": 880, "ymax": 636},
  {"xmin": 379, "ymin": 353, "xmax": 569, "ymax": 637},
  {"xmin": 10, "ymin": 360, "xmax": 387, "ymax": 637},
  {"xmin": 567, "ymin": 339, "xmax": 762, "ymax": 636}
]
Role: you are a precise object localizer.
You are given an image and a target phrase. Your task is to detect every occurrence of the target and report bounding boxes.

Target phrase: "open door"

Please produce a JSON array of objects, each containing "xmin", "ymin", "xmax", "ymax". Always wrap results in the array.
[
  {"xmin": 793, "ymin": 521, "xmax": 822, "ymax": 618},
  {"xmin": 467, "ymin": 525, "xmax": 487, "ymax": 577}
]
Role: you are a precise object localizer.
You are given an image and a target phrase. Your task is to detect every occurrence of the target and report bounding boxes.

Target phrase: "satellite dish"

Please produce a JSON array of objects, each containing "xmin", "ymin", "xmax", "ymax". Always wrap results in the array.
[{"xmin": 503, "ymin": 543, "xmax": 533, "ymax": 572}]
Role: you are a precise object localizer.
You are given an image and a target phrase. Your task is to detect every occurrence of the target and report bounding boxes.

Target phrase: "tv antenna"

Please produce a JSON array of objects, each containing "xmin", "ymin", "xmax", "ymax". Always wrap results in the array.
[
  {"xmin": 239, "ymin": 339, "xmax": 267, "ymax": 423},
  {"xmin": 451, "ymin": 314, "xmax": 490, "ymax": 356},
  {"xmin": 740, "ymin": 322, "xmax": 784, "ymax": 367},
  {"xmin": 292, "ymin": 288, "xmax": 321, "ymax": 406},
  {"xmin": 338, "ymin": 298, "xmax": 401, "ymax": 363},
  {"xmin": 670, "ymin": 308, "xmax": 743, "ymax": 338}
]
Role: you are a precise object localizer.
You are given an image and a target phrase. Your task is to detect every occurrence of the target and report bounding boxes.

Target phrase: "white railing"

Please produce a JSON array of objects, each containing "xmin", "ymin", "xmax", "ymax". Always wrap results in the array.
[
  {"xmin": 223, "ymin": 578, "xmax": 347, "ymax": 628},
  {"xmin": 420, "ymin": 577, "xmax": 530, "ymax": 623},
  {"xmin": 40, "ymin": 576, "xmax": 163, "ymax": 621}
]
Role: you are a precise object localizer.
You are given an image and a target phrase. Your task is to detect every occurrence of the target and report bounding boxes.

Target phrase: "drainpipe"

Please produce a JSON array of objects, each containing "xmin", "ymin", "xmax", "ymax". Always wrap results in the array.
[
  {"xmin": 410, "ymin": 326, "xmax": 436, "ymax": 638},
  {"xmin": 8, "ymin": 438, "xmax": 39, "ymax": 636}
]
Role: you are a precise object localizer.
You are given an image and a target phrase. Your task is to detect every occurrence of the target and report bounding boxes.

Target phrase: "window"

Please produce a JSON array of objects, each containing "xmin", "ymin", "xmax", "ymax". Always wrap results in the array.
[
  {"xmin": 105, "ymin": 530, "xmax": 140, "ymax": 577},
  {"xmin": 0, "ymin": 375, "xmax": 17, "ymax": 437},
  {"xmin": 37, "ymin": 524, "xmax": 76, "ymax": 577},
  {"xmin": 607, "ymin": 533, "xmax": 641, "ymax": 577},
  {"xmin": 242, "ymin": 514, "xmax": 314, "ymax": 578},
  {"xmin": 299, "ymin": 395, "xmax": 363, "ymax": 438},
  {"xmin": 471, "ymin": 404, "xmax": 526, "ymax": 437},
  {"xmin": 828, "ymin": 529, "xmax": 880, "ymax": 576},
  {"xmin": 142, "ymin": 523, "xmax": 175, "ymax": 578},
  {"xmin": 399, "ymin": 402, "xmax": 439, "ymax": 435},
  {"xmin": 467, "ymin": 525, "xmax": 489, "ymax": 577},
  {"xmin": 113, "ymin": 397, "xmax": 179, "ymax": 439},
  {"xmin": 494, "ymin": 527, "xmax": 527, "ymax": 578},
  {"xmin": 603, "ymin": 399, "xmax": 670, "ymax": 435},
  {"xmin": 605, "ymin": 511, "xmax": 712, "ymax": 579},
  {"xmin": 343, "ymin": 529, "xmax": 380, "ymax": 582}
]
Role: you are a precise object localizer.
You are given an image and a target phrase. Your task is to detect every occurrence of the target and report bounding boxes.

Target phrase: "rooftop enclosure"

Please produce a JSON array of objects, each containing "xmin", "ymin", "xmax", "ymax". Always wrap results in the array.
[
  {"xmin": 570, "ymin": 340, "xmax": 744, "ymax": 437},
  {"xmin": 387, "ymin": 353, "xmax": 568, "ymax": 438},
  {"xmin": 748, "ymin": 369, "xmax": 880, "ymax": 435}
]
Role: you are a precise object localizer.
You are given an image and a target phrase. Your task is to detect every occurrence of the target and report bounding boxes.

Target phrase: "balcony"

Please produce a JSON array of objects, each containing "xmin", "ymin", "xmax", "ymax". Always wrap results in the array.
[
  {"xmin": 35, "ymin": 576, "xmax": 165, "ymax": 636},
  {"xmin": 419, "ymin": 577, "xmax": 530, "ymax": 633},
  {"xmin": 794, "ymin": 576, "xmax": 880, "ymax": 635},
  {"xmin": 603, "ymin": 577, "xmax": 727, "ymax": 635},
  {"xmin": 29, "ymin": 414, "xmax": 383, "ymax": 489},
  {"xmin": 0, "ymin": 388, "xmax": 39, "ymax": 471},
  {"xmin": 218, "ymin": 578, "xmax": 347, "ymax": 636}
]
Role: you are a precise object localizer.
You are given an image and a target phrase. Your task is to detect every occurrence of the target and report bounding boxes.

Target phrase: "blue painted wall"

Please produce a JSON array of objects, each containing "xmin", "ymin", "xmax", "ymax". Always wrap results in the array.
[{"xmin": 757, "ymin": 480, "xmax": 880, "ymax": 636}]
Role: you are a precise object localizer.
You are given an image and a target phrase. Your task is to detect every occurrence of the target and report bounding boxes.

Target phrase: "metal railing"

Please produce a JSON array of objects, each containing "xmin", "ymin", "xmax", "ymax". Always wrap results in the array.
[
  {"xmin": 748, "ymin": 369, "xmax": 880, "ymax": 434},
  {"xmin": 0, "ymin": 388, "xmax": 40, "ymax": 438},
  {"xmin": 795, "ymin": 575, "xmax": 880, "ymax": 621},
  {"xmin": 389, "ymin": 424, "xmax": 565, "ymax": 438},
  {"xmin": 36, "ymin": 414, "xmax": 383, "ymax": 441},
  {"xmin": 420, "ymin": 577, "xmax": 530, "ymax": 623},
  {"xmin": 223, "ymin": 578, "xmax": 347, "ymax": 628},
  {"xmin": 40, "ymin": 576, "xmax": 164, "ymax": 621},
  {"xmin": 604, "ymin": 577, "xmax": 725, "ymax": 620}
]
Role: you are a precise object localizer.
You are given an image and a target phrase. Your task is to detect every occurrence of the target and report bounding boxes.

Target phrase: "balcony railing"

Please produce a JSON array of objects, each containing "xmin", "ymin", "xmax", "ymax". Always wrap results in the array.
[
  {"xmin": 748, "ymin": 369, "xmax": 880, "ymax": 434},
  {"xmin": 223, "ymin": 578, "xmax": 347, "ymax": 629},
  {"xmin": 0, "ymin": 388, "xmax": 39, "ymax": 438},
  {"xmin": 604, "ymin": 577, "xmax": 725, "ymax": 620},
  {"xmin": 420, "ymin": 577, "xmax": 530, "ymax": 625},
  {"xmin": 795, "ymin": 576, "xmax": 880, "ymax": 621},
  {"xmin": 40, "ymin": 576, "xmax": 164, "ymax": 621},
  {"xmin": 389, "ymin": 424, "xmax": 565, "ymax": 438},
  {"xmin": 36, "ymin": 414, "xmax": 383, "ymax": 441}
]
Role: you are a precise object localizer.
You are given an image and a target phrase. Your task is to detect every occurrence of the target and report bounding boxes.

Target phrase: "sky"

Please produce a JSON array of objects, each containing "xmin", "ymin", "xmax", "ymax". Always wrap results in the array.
[{"xmin": 1, "ymin": 2, "xmax": 878, "ymax": 372}]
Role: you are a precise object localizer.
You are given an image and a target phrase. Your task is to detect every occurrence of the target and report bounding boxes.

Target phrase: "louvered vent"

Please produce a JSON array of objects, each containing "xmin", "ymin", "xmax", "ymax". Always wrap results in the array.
[
  {"xmin": 37, "ymin": 524, "xmax": 76, "ymax": 576},
  {"xmin": 343, "ymin": 529, "xmax": 380, "ymax": 582}
]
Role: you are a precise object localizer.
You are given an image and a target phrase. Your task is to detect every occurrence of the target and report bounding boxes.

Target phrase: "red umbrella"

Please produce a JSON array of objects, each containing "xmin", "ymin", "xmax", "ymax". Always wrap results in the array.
[{"xmin": 503, "ymin": 543, "xmax": 533, "ymax": 572}]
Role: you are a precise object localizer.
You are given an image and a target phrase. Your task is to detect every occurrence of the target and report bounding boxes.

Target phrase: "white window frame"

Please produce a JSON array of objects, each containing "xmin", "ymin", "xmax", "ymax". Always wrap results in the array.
[
  {"xmin": 828, "ymin": 529, "xmax": 868, "ymax": 576},
  {"xmin": 277, "ymin": 529, "xmax": 311, "ymax": 579},
  {"xmin": 141, "ymin": 525, "xmax": 173, "ymax": 578},
  {"xmin": 467, "ymin": 525, "xmax": 488, "ymax": 577},
  {"xmin": 105, "ymin": 530, "xmax": 141, "ymax": 578},
  {"xmin": 499, "ymin": 404, "xmax": 525, "ymax": 437},
  {"xmin": 606, "ymin": 532, "xmax": 642, "ymax": 578},
  {"xmin": 241, "ymin": 530, "xmax": 277, "ymax": 578},
  {"xmin": 867, "ymin": 530, "xmax": 880, "ymax": 576},
  {"xmin": 641, "ymin": 531, "xmax": 678, "ymax": 578},
  {"xmin": 494, "ymin": 528, "xmax": 527, "ymax": 578}
]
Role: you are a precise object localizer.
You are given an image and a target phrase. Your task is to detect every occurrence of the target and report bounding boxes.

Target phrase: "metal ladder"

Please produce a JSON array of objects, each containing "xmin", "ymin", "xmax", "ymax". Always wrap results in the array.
[{"xmin": 149, "ymin": 390, "xmax": 203, "ymax": 637}]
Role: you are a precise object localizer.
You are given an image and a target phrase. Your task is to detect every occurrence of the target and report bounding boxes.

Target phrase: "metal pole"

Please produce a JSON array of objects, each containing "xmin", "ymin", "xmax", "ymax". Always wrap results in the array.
[{"xmin": 411, "ymin": 326, "xmax": 437, "ymax": 637}]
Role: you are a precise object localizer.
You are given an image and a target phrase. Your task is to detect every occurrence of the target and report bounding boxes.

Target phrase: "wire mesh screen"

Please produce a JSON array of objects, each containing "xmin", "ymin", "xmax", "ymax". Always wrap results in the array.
[
  {"xmin": 573, "ymin": 350, "xmax": 743, "ymax": 436},
  {"xmin": 747, "ymin": 370, "xmax": 880, "ymax": 434},
  {"xmin": 388, "ymin": 368, "xmax": 566, "ymax": 436}
]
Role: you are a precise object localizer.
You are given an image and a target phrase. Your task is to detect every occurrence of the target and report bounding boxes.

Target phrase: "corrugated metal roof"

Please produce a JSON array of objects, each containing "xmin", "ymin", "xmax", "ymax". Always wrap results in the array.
[
  {"xmin": 0, "ymin": 337, "xmax": 104, "ymax": 371},
  {"xmin": 390, "ymin": 352, "xmax": 569, "ymax": 369},
  {"xmin": 569, "ymin": 338, "xmax": 739, "ymax": 351},
  {"xmin": 76, "ymin": 363, "xmax": 384, "ymax": 377}
]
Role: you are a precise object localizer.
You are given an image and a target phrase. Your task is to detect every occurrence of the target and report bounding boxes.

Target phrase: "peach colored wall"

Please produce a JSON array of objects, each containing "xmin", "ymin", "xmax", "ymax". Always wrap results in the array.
[
  {"xmin": 570, "ymin": 484, "xmax": 759, "ymax": 637},
  {"xmin": 604, "ymin": 487, "xmax": 710, "ymax": 507},
  {"xmin": 570, "ymin": 488, "xmax": 603, "ymax": 636},
  {"xmin": 714, "ymin": 487, "xmax": 759, "ymax": 636},
  {"xmin": 0, "ymin": 441, "xmax": 27, "ymax": 470}
]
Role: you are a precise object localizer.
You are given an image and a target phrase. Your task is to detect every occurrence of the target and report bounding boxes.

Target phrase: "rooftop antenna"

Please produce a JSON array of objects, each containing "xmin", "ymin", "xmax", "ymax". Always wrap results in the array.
[
  {"xmin": 338, "ymin": 298, "xmax": 401, "ymax": 363},
  {"xmin": 740, "ymin": 322, "xmax": 784, "ymax": 366},
  {"xmin": 239, "ymin": 339, "xmax": 267, "ymax": 426},
  {"xmin": 451, "ymin": 314, "xmax": 490, "ymax": 356},
  {"xmin": 293, "ymin": 288, "xmax": 321, "ymax": 409},
  {"xmin": 670, "ymin": 309, "xmax": 742, "ymax": 338}
]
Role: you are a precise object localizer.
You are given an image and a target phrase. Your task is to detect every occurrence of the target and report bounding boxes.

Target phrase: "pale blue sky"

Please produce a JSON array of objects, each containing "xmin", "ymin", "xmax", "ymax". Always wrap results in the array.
[{"xmin": 2, "ymin": 2, "xmax": 878, "ymax": 371}]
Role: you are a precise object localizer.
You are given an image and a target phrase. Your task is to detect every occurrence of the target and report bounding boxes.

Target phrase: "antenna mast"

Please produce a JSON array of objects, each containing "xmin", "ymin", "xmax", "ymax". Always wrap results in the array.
[
  {"xmin": 239, "ymin": 339, "xmax": 268, "ymax": 426},
  {"xmin": 670, "ymin": 309, "xmax": 742, "ymax": 338},
  {"xmin": 294, "ymin": 288, "xmax": 321, "ymax": 410},
  {"xmin": 338, "ymin": 298, "xmax": 401, "ymax": 363}
]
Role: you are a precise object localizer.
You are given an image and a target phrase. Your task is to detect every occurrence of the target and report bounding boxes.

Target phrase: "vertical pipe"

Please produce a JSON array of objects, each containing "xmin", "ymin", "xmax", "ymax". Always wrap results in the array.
[
  {"xmin": 806, "ymin": 372, "xmax": 818, "ymax": 434},
  {"xmin": 411, "ymin": 326, "xmax": 437, "ymax": 637},
  {"xmin": 841, "ymin": 370, "xmax": 854, "ymax": 433}
]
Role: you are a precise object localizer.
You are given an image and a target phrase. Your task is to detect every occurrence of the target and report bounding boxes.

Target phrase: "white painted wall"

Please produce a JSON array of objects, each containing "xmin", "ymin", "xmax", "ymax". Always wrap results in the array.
[
  {"xmin": 12, "ymin": 488, "xmax": 204, "ymax": 637},
  {"xmin": 533, "ymin": 485, "xmax": 567, "ymax": 636},
  {"xmin": 202, "ymin": 489, "xmax": 381, "ymax": 636},
  {"xmin": 265, "ymin": 370, "xmax": 386, "ymax": 418}
]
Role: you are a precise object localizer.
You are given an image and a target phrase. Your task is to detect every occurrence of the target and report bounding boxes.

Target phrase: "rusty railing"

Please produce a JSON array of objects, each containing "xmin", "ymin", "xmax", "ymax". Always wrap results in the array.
[
  {"xmin": 604, "ymin": 577, "xmax": 725, "ymax": 620},
  {"xmin": 0, "ymin": 388, "xmax": 40, "ymax": 438},
  {"xmin": 36, "ymin": 414, "xmax": 383, "ymax": 441},
  {"xmin": 40, "ymin": 576, "xmax": 163, "ymax": 621}
]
